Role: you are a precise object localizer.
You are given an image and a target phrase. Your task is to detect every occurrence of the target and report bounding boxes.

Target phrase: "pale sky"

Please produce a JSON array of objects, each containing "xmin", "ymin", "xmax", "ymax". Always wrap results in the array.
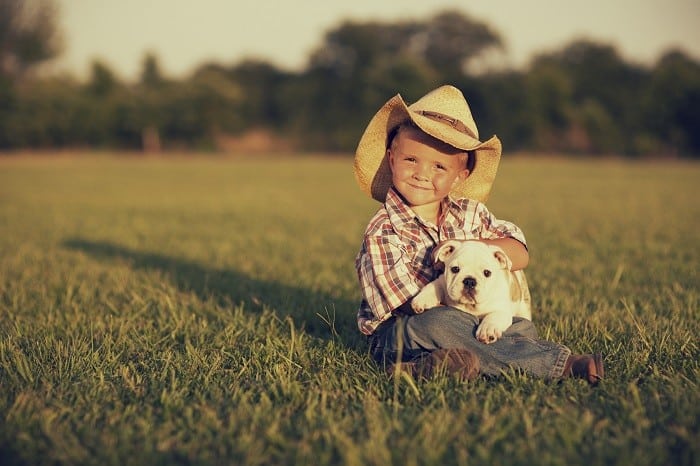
[{"xmin": 54, "ymin": 0, "xmax": 700, "ymax": 80}]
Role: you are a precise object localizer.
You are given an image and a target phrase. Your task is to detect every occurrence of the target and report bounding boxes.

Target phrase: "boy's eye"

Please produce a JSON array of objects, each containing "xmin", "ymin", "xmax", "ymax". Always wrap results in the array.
[
  {"xmin": 483, "ymin": 270, "xmax": 492, "ymax": 277},
  {"xmin": 450, "ymin": 266, "xmax": 460, "ymax": 274},
  {"xmin": 435, "ymin": 164, "xmax": 446, "ymax": 171}
]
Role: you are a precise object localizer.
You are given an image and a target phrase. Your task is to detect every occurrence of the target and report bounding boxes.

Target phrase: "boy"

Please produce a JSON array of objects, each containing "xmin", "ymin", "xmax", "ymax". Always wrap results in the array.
[{"xmin": 353, "ymin": 85, "xmax": 603, "ymax": 385}]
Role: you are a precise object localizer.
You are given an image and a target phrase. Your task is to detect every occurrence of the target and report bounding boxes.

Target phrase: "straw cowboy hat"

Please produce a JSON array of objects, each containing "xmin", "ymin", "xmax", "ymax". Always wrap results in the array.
[{"xmin": 354, "ymin": 84, "xmax": 502, "ymax": 203}]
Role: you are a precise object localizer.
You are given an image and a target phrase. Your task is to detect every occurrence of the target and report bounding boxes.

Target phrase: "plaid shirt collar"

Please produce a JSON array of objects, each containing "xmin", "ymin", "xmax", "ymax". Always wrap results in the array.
[{"xmin": 385, "ymin": 187, "xmax": 465, "ymax": 235}]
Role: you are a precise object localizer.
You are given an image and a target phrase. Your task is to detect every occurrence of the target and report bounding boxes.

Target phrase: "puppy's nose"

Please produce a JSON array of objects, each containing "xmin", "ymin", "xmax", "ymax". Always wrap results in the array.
[{"xmin": 463, "ymin": 276, "xmax": 477, "ymax": 290}]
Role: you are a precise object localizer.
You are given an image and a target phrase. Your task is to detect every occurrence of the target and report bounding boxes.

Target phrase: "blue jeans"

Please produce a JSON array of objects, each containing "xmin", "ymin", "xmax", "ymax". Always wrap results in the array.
[{"xmin": 369, "ymin": 306, "xmax": 571, "ymax": 379}]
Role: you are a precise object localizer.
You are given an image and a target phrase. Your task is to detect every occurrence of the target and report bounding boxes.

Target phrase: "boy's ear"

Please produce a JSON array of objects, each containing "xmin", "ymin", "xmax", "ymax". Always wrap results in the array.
[{"xmin": 453, "ymin": 168, "xmax": 470, "ymax": 187}]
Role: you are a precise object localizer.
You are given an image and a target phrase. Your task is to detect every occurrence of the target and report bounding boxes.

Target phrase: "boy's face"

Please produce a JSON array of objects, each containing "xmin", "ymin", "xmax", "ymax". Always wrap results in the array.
[{"xmin": 388, "ymin": 126, "xmax": 470, "ymax": 214}]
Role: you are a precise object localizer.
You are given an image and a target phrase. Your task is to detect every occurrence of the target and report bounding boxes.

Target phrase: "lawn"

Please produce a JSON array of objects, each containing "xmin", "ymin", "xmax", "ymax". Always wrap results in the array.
[{"xmin": 0, "ymin": 153, "xmax": 698, "ymax": 466}]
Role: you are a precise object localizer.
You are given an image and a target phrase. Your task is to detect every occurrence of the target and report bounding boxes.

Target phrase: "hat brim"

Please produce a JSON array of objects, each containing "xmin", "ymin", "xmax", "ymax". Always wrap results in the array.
[{"xmin": 354, "ymin": 93, "xmax": 502, "ymax": 203}]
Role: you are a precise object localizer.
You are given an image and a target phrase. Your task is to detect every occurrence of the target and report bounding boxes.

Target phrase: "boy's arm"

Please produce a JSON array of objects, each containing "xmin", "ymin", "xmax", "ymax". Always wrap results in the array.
[
  {"xmin": 480, "ymin": 237, "xmax": 529, "ymax": 271},
  {"xmin": 473, "ymin": 201, "xmax": 529, "ymax": 271},
  {"xmin": 357, "ymin": 234, "xmax": 422, "ymax": 320}
]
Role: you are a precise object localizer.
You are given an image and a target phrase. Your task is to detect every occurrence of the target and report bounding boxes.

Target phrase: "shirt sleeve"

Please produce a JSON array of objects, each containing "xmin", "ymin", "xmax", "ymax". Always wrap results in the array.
[
  {"xmin": 475, "ymin": 202, "xmax": 527, "ymax": 247},
  {"xmin": 357, "ymin": 233, "xmax": 422, "ymax": 321}
]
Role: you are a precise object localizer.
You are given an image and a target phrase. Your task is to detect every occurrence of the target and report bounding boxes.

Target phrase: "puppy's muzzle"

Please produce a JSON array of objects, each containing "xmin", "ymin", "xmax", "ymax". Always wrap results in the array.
[
  {"xmin": 461, "ymin": 276, "xmax": 478, "ymax": 300},
  {"xmin": 463, "ymin": 276, "xmax": 477, "ymax": 290}
]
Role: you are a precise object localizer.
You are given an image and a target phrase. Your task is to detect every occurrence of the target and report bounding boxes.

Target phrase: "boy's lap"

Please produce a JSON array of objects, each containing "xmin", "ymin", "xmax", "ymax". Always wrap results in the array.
[
  {"xmin": 408, "ymin": 306, "xmax": 537, "ymax": 338},
  {"xmin": 371, "ymin": 306, "xmax": 538, "ymax": 361},
  {"xmin": 409, "ymin": 305, "xmax": 479, "ymax": 324}
]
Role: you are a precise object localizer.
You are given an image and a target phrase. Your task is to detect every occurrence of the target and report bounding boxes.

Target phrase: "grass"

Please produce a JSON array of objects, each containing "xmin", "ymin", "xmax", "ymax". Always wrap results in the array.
[{"xmin": 0, "ymin": 153, "xmax": 698, "ymax": 466}]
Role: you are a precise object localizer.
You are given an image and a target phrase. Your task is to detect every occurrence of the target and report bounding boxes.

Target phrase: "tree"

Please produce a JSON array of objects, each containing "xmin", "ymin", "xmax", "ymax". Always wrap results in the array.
[
  {"xmin": 151, "ymin": 64, "xmax": 242, "ymax": 148},
  {"xmin": 228, "ymin": 59, "xmax": 290, "ymax": 129},
  {"xmin": 643, "ymin": 50, "xmax": 700, "ymax": 156},
  {"xmin": 524, "ymin": 61, "xmax": 575, "ymax": 151},
  {"xmin": 299, "ymin": 10, "xmax": 504, "ymax": 151},
  {"xmin": 470, "ymin": 71, "xmax": 532, "ymax": 151},
  {"xmin": 0, "ymin": 0, "xmax": 62, "ymax": 147},
  {"xmin": 140, "ymin": 52, "xmax": 166, "ymax": 89},
  {"xmin": 0, "ymin": 0, "xmax": 62, "ymax": 79},
  {"xmin": 421, "ymin": 10, "xmax": 504, "ymax": 79},
  {"xmin": 525, "ymin": 40, "xmax": 649, "ymax": 154},
  {"xmin": 308, "ymin": 10, "xmax": 503, "ymax": 80},
  {"xmin": 86, "ymin": 60, "xmax": 119, "ymax": 97},
  {"xmin": 137, "ymin": 53, "xmax": 167, "ymax": 151}
]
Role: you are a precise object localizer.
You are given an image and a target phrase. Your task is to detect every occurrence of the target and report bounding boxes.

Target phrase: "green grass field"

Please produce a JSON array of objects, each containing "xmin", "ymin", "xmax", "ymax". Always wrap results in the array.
[{"xmin": 0, "ymin": 153, "xmax": 698, "ymax": 466}]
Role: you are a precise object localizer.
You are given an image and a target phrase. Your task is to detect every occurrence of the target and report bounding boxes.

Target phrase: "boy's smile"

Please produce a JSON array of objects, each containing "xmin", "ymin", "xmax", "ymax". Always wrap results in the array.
[{"xmin": 388, "ymin": 126, "xmax": 469, "ymax": 223}]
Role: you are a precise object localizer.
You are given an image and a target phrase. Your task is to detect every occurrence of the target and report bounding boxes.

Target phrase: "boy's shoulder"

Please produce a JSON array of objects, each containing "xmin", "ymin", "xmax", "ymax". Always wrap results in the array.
[
  {"xmin": 363, "ymin": 206, "xmax": 393, "ymax": 238},
  {"xmin": 448, "ymin": 196, "xmax": 488, "ymax": 219},
  {"xmin": 451, "ymin": 195, "xmax": 485, "ymax": 208}
]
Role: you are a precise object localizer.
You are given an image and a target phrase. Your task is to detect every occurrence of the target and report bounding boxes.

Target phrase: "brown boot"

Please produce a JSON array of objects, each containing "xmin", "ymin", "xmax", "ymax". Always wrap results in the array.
[
  {"xmin": 387, "ymin": 348, "xmax": 480, "ymax": 381},
  {"xmin": 423, "ymin": 348, "xmax": 480, "ymax": 381},
  {"xmin": 563, "ymin": 354, "xmax": 604, "ymax": 385}
]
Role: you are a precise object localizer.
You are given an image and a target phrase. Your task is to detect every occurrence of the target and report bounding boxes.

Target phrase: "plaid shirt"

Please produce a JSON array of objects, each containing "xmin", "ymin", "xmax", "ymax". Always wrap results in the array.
[{"xmin": 355, "ymin": 188, "xmax": 527, "ymax": 335}]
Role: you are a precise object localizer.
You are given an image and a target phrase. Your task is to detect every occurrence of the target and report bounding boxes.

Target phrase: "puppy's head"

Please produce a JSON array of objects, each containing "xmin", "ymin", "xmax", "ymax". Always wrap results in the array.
[{"xmin": 432, "ymin": 240, "xmax": 512, "ymax": 306}]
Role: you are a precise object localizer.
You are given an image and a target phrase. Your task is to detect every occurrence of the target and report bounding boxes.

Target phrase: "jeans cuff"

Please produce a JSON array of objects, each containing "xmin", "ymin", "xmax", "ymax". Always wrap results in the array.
[{"xmin": 549, "ymin": 346, "xmax": 572, "ymax": 379}]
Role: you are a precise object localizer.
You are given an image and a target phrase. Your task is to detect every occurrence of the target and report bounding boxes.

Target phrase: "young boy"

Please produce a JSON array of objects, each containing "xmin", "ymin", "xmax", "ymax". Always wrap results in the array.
[{"xmin": 353, "ymin": 85, "xmax": 604, "ymax": 385}]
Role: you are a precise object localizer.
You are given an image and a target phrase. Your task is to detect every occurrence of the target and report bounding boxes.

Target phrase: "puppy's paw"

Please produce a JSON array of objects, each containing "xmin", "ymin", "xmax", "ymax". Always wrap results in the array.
[
  {"xmin": 410, "ymin": 294, "xmax": 435, "ymax": 314},
  {"xmin": 411, "ymin": 281, "xmax": 443, "ymax": 314},
  {"xmin": 475, "ymin": 313, "xmax": 512, "ymax": 344},
  {"xmin": 475, "ymin": 323, "xmax": 503, "ymax": 344}
]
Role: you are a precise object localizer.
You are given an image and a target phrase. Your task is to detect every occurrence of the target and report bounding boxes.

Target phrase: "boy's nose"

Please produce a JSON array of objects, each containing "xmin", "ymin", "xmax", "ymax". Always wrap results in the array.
[{"xmin": 413, "ymin": 165, "xmax": 430, "ymax": 180}]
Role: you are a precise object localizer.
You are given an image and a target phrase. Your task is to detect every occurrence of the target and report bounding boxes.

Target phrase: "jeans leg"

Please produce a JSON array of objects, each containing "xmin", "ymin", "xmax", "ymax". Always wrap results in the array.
[{"xmin": 373, "ymin": 306, "xmax": 570, "ymax": 380}]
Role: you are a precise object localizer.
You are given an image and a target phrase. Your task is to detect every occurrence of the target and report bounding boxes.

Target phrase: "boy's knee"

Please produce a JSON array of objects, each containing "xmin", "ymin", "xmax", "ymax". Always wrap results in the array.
[
  {"xmin": 506, "ymin": 317, "xmax": 539, "ymax": 339},
  {"xmin": 404, "ymin": 306, "xmax": 479, "ymax": 341}
]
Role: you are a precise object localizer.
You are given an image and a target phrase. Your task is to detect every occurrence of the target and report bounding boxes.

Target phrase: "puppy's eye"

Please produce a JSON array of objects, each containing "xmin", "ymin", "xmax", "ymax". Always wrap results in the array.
[
  {"xmin": 483, "ymin": 269, "xmax": 492, "ymax": 277},
  {"xmin": 450, "ymin": 266, "xmax": 460, "ymax": 274}
]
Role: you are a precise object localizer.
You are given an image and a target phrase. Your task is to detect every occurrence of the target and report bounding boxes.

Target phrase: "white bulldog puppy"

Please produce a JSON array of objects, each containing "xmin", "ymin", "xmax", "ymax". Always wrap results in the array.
[{"xmin": 411, "ymin": 240, "xmax": 532, "ymax": 344}]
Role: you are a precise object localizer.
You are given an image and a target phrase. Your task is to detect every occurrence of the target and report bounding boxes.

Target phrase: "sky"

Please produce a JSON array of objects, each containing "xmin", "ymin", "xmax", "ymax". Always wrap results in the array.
[{"xmin": 54, "ymin": 0, "xmax": 700, "ymax": 80}]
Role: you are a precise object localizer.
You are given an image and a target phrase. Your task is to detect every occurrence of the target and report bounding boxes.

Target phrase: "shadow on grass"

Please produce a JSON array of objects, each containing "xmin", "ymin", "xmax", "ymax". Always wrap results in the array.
[{"xmin": 62, "ymin": 238, "xmax": 365, "ymax": 349}]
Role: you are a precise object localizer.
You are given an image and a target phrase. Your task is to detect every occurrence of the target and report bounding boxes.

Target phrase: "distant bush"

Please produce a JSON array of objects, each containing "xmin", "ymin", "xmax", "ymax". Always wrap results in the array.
[{"xmin": 1, "ymin": 8, "xmax": 699, "ymax": 157}]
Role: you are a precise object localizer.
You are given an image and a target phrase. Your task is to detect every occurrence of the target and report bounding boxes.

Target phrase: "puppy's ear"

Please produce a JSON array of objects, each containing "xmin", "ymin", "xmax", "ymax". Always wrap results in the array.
[
  {"xmin": 431, "ymin": 240, "xmax": 461, "ymax": 272},
  {"xmin": 492, "ymin": 247, "xmax": 512, "ymax": 271}
]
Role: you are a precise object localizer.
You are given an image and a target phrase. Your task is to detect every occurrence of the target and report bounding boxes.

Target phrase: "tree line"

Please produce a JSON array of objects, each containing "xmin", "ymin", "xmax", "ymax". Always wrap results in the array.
[{"xmin": 1, "ymin": 1, "xmax": 699, "ymax": 157}]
